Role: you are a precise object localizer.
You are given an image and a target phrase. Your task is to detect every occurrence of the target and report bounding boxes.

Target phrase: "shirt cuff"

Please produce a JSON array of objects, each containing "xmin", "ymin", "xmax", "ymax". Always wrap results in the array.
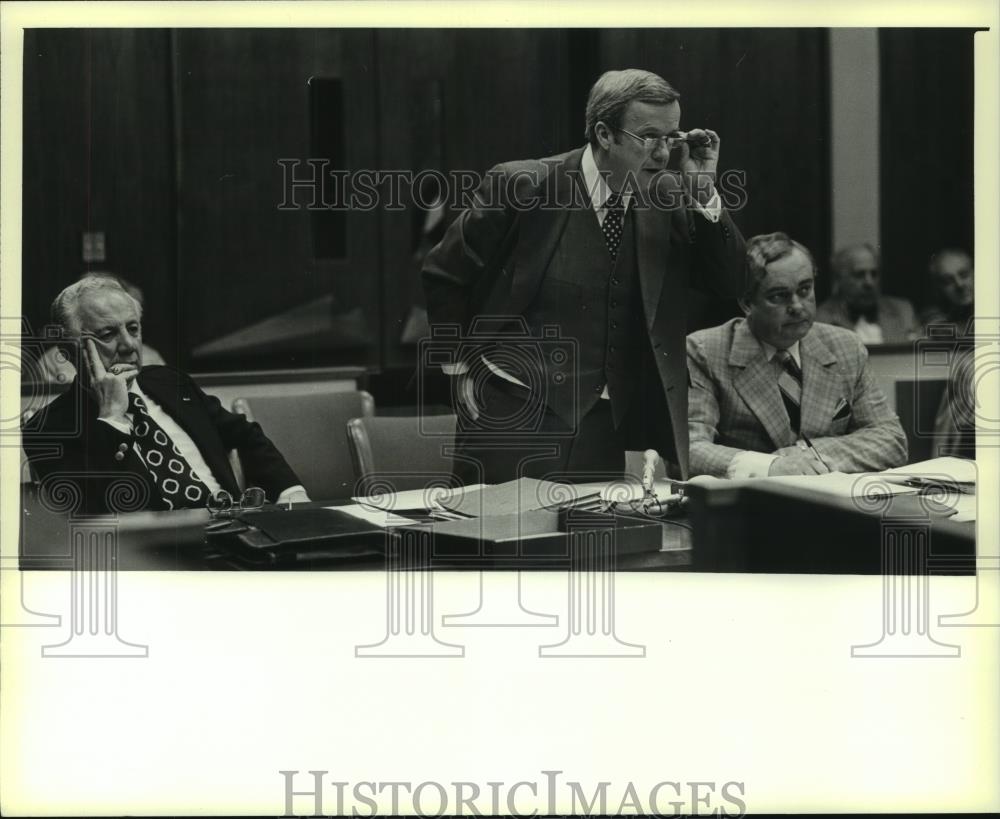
[
  {"xmin": 726, "ymin": 450, "xmax": 777, "ymax": 479},
  {"xmin": 691, "ymin": 190, "xmax": 722, "ymax": 223},
  {"xmin": 277, "ymin": 485, "xmax": 311, "ymax": 504},
  {"xmin": 441, "ymin": 362, "xmax": 469, "ymax": 376},
  {"xmin": 98, "ymin": 416, "xmax": 131, "ymax": 435}
]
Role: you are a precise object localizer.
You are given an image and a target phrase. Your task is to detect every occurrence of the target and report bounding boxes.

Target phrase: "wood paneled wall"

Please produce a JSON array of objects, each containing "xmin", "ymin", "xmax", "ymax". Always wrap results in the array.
[
  {"xmin": 880, "ymin": 28, "xmax": 976, "ymax": 308},
  {"xmin": 22, "ymin": 28, "xmax": 971, "ymax": 387},
  {"xmin": 22, "ymin": 29, "xmax": 177, "ymax": 361}
]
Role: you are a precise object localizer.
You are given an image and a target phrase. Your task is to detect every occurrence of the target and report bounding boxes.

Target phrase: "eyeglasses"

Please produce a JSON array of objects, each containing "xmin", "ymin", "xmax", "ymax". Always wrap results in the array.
[
  {"xmin": 612, "ymin": 126, "xmax": 683, "ymax": 154},
  {"xmin": 207, "ymin": 486, "xmax": 266, "ymax": 518},
  {"xmin": 762, "ymin": 280, "xmax": 815, "ymax": 308}
]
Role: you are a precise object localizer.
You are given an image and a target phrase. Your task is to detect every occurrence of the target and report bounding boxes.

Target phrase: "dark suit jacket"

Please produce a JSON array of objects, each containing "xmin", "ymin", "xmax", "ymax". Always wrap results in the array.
[
  {"xmin": 421, "ymin": 147, "xmax": 746, "ymax": 478},
  {"xmin": 26, "ymin": 366, "xmax": 301, "ymax": 515},
  {"xmin": 687, "ymin": 319, "xmax": 908, "ymax": 477}
]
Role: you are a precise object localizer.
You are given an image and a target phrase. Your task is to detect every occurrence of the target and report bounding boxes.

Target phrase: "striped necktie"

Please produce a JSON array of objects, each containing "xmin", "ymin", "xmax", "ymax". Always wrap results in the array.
[{"xmin": 773, "ymin": 349, "xmax": 803, "ymax": 433}]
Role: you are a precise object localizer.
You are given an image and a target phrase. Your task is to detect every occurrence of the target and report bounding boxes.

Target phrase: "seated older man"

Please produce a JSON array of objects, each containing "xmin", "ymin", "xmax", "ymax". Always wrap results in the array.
[
  {"xmin": 26, "ymin": 277, "xmax": 310, "ymax": 514},
  {"xmin": 816, "ymin": 242, "xmax": 918, "ymax": 344},
  {"xmin": 687, "ymin": 232, "xmax": 907, "ymax": 478}
]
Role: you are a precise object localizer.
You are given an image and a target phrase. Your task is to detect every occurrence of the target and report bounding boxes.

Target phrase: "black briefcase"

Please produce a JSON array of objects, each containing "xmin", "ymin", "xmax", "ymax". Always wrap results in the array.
[{"xmin": 205, "ymin": 508, "xmax": 390, "ymax": 568}]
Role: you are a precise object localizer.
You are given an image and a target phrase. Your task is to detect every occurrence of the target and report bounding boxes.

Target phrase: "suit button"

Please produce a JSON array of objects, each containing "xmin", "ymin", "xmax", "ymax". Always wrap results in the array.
[
  {"xmin": 611, "ymin": 321, "xmax": 618, "ymax": 329},
  {"xmin": 610, "ymin": 300, "xmax": 618, "ymax": 308},
  {"xmin": 114, "ymin": 452, "xmax": 125, "ymax": 462},
  {"xmin": 593, "ymin": 385, "xmax": 602, "ymax": 393},
  {"xmin": 611, "ymin": 277, "xmax": 621, "ymax": 285},
  {"xmin": 118, "ymin": 443, "xmax": 128, "ymax": 452},
  {"xmin": 662, "ymin": 351, "xmax": 669, "ymax": 356}
]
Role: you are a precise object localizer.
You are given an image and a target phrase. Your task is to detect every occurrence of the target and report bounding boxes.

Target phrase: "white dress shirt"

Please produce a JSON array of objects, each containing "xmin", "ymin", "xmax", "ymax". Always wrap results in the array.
[
  {"xmin": 100, "ymin": 381, "xmax": 306, "ymax": 504},
  {"xmin": 853, "ymin": 316, "xmax": 885, "ymax": 345},
  {"xmin": 726, "ymin": 340, "xmax": 802, "ymax": 479}
]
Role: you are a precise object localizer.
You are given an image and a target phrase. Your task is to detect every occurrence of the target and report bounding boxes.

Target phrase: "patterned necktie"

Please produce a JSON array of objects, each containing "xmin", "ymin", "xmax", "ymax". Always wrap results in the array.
[
  {"xmin": 602, "ymin": 191, "xmax": 625, "ymax": 261},
  {"xmin": 773, "ymin": 349, "xmax": 803, "ymax": 433},
  {"xmin": 128, "ymin": 393, "xmax": 211, "ymax": 510}
]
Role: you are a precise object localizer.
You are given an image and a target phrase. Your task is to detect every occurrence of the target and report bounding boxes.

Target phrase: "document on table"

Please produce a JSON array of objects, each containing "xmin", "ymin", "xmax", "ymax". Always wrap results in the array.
[
  {"xmin": 332, "ymin": 504, "xmax": 419, "ymax": 528},
  {"xmin": 756, "ymin": 472, "xmax": 919, "ymax": 499},
  {"xmin": 884, "ymin": 457, "xmax": 977, "ymax": 485},
  {"xmin": 350, "ymin": 483, "xmax": 486, "ymax": 511}
]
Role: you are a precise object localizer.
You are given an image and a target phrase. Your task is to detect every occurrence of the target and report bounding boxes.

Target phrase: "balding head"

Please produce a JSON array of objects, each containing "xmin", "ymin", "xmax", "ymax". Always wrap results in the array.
[{"xmin": 830, "ymin": 243, "xmax": 880, "ymax": 311}]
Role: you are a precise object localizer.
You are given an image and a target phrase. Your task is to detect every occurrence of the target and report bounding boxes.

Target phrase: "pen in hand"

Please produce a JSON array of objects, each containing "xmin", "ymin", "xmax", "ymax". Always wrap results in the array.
[{"xmin": 798, "ymin": 435, "xmax": 831, "ymax": 471}]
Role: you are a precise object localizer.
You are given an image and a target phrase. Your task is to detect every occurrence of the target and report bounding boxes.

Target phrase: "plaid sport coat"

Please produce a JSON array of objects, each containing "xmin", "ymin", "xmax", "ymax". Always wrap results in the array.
[{"xmin": 686, "ymin": 318, "xmax": 908, "ymax": 477}]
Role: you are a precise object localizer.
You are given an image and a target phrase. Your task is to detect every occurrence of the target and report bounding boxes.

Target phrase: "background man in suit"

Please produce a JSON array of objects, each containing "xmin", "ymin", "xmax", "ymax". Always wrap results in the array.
[
  {"xmin": 920, "ymin": 247, "xmax": 974, "ymax": 334},
  {"xmin": 687, "ymin": 232, "xmax": 907, "ymax": 478},
  {"xmin": 422, "ymin": 69, "xmax": 745, "ymax": 484},
  {"xmin": 816, "ymin": 242, "xmax": 918, "ymax": 343},
  {"xmin": 27, "ymin": 277, "xmax": 309, "ymax": 514}
]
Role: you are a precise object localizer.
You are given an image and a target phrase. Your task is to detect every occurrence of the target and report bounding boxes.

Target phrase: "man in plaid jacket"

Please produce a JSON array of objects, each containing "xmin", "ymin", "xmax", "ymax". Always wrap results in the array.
[{"xmin": 686, "ymin": 232, "xmax": 907, "ymax": 478}]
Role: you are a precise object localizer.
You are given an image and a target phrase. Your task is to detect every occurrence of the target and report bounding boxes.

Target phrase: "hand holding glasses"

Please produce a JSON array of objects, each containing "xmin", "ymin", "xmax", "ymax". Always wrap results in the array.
[{"xmin": 614, "ymin": 126, "xmax": 714, "ymax": 155}]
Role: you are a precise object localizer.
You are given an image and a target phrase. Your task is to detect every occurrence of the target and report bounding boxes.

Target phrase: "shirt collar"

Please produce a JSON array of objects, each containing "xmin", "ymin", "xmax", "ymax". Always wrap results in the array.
[
  {"xmin": 759, "ymin": 339, "xmax": 802, "ymax": 367},
  {"xmin": 581, "ymin": 144, "xmax": 632, "ymax": 213}
]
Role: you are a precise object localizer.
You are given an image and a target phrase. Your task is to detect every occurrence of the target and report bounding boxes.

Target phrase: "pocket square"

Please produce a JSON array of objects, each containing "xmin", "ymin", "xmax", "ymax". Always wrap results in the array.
[{"xmin": 832, "ymin": 399, "xmax": 851, "ymax": 420}]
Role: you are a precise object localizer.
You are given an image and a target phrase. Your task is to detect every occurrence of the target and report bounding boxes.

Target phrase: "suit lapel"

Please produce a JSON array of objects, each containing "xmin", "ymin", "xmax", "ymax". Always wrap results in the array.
[
  {"xmin": 730, "ymin": 321, "xmax": 798, "ymax": 450},
  {"xmin": 634, "ymin": 204, "xmax": 672, "ymax": 331},
  {"xmin": 137, "ymin": 368, "xmax": 238, "ymax": 493},
  {"xmin": 634, "ymin": 172, "xmax": 687, "ymax": 330},
  {"xmin": 799, "ymin": 330, "xmax": 841, "ymax": 437},
  {"xmin": 508, "ymin": 151, "xmax": 580, "ymax": 312}
]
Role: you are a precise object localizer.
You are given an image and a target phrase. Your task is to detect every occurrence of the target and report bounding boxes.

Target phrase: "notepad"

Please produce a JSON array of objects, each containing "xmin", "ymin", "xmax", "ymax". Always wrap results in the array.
[
  {"xmin": 884, "ymin": 457, "xmax": 977, "ymax": 485},
  {"xmin": 350, "ymin": 483, "xmax": 486, "ymax": 512},
  {"xmin": 758, "ymin": 472, "xmax": 919, "ymax": 499},
  {"xmin": 439, "ymin": 478, "xmax": 571, "ymax": 518}
]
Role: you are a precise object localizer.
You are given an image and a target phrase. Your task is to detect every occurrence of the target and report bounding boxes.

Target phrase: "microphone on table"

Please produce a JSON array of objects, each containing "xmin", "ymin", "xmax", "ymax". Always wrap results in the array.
[{"xmin": 642, "ymin": 449, "xmax": 659, "ymax": 497}]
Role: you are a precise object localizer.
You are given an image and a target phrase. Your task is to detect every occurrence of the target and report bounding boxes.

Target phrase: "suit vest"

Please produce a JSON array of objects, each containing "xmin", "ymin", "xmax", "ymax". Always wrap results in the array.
[{"xmin": 519, "ymin": 202, "xmax": 644, "ymax": 427}]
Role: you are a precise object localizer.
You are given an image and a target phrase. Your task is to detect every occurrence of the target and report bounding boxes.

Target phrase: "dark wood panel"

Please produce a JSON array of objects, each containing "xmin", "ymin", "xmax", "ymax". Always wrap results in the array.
[
  {"xmin": 21, "ymin": 29, "xmax": 176, "ymax": 360},
  {"xmin": 174, "ymin": 29, "xmax": 380, "ymax": 371},
  {"xmin": 375, "ymin": 29, "xmax": 575, "ymax": 372},
  {"xmin": 598, "ymin": 29, "xmax": 831, "ymax": 325},
  {"xmin": 879, "ymin": 29, "xmax": 975, "ymax": 308}
]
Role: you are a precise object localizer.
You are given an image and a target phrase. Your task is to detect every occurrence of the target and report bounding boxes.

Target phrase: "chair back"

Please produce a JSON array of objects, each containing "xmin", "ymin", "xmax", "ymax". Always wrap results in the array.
[
  {"xmin": 347, "ymin": 414, "xmax": 457, "ymax": 493},
  {"xmin": 894, "ymin": 378, "xmax": 948, "ymax": 463},
  {"xmin": 232, "ymin": 390, "xmax": 374, "ymax": 500}
]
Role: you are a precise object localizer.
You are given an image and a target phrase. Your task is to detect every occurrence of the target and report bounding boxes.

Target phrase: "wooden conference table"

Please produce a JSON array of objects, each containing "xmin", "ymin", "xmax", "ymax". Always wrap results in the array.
[{"xmin": 18, "ymin": 478, "xmax": 975, "ymax": 575}]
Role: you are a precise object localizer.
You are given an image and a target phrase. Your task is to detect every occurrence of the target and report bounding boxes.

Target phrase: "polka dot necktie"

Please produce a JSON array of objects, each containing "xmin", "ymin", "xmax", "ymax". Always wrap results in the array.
[
  {"xmin": 773, "ymin": 349, "xmax": 803, "ymax": 433},
  {"xmin": 602, "ymin": 191, "xmax": 625, "ymax": 261},
  {"xmin": 128, "ymin": 393, "xmax": 211, "ymax": 510}
]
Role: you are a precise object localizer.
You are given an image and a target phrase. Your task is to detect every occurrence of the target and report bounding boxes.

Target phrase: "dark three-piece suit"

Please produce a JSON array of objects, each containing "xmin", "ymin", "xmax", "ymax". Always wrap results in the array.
[{"xmin": 422, "ymin": 147, "xmax": 746, "ymax": 482}]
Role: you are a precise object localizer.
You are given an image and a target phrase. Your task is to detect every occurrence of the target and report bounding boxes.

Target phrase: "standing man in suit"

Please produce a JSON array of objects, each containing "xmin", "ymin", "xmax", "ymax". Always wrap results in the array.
[
  {"xmin": 422, "ymin": 69, "xmax": 745, "ymax": 483},
  {"xmin": 816, "ymin": 243, "xmax": 918, "ymax": 344},
  {"xmin": 27, "ymin": 277, "xmax": 310, "ymax": 514},
  {"xmin": 687, "ymin": 232, "xmax": 907, "ymax": 478}
]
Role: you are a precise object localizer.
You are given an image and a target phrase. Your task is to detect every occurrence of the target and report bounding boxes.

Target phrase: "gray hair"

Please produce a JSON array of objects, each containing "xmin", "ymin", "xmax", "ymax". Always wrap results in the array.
[
  {"xmin": 743, "ymin": 232, "xmax": 817, "ymax": 300},
  {"xmin": 830, "ymin": 243, "xmax": 880, "ymax": 279},
  {"xmin": 50, "ymin": 275, "xmax": 143, "ymax": 336},
  {"xmin": 584, "ymin": 69, "xmax": 680, "ymax": 147},
  {"xmin": 928, "ymin": 247, "xmax": 972, "ymax": 277}
]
